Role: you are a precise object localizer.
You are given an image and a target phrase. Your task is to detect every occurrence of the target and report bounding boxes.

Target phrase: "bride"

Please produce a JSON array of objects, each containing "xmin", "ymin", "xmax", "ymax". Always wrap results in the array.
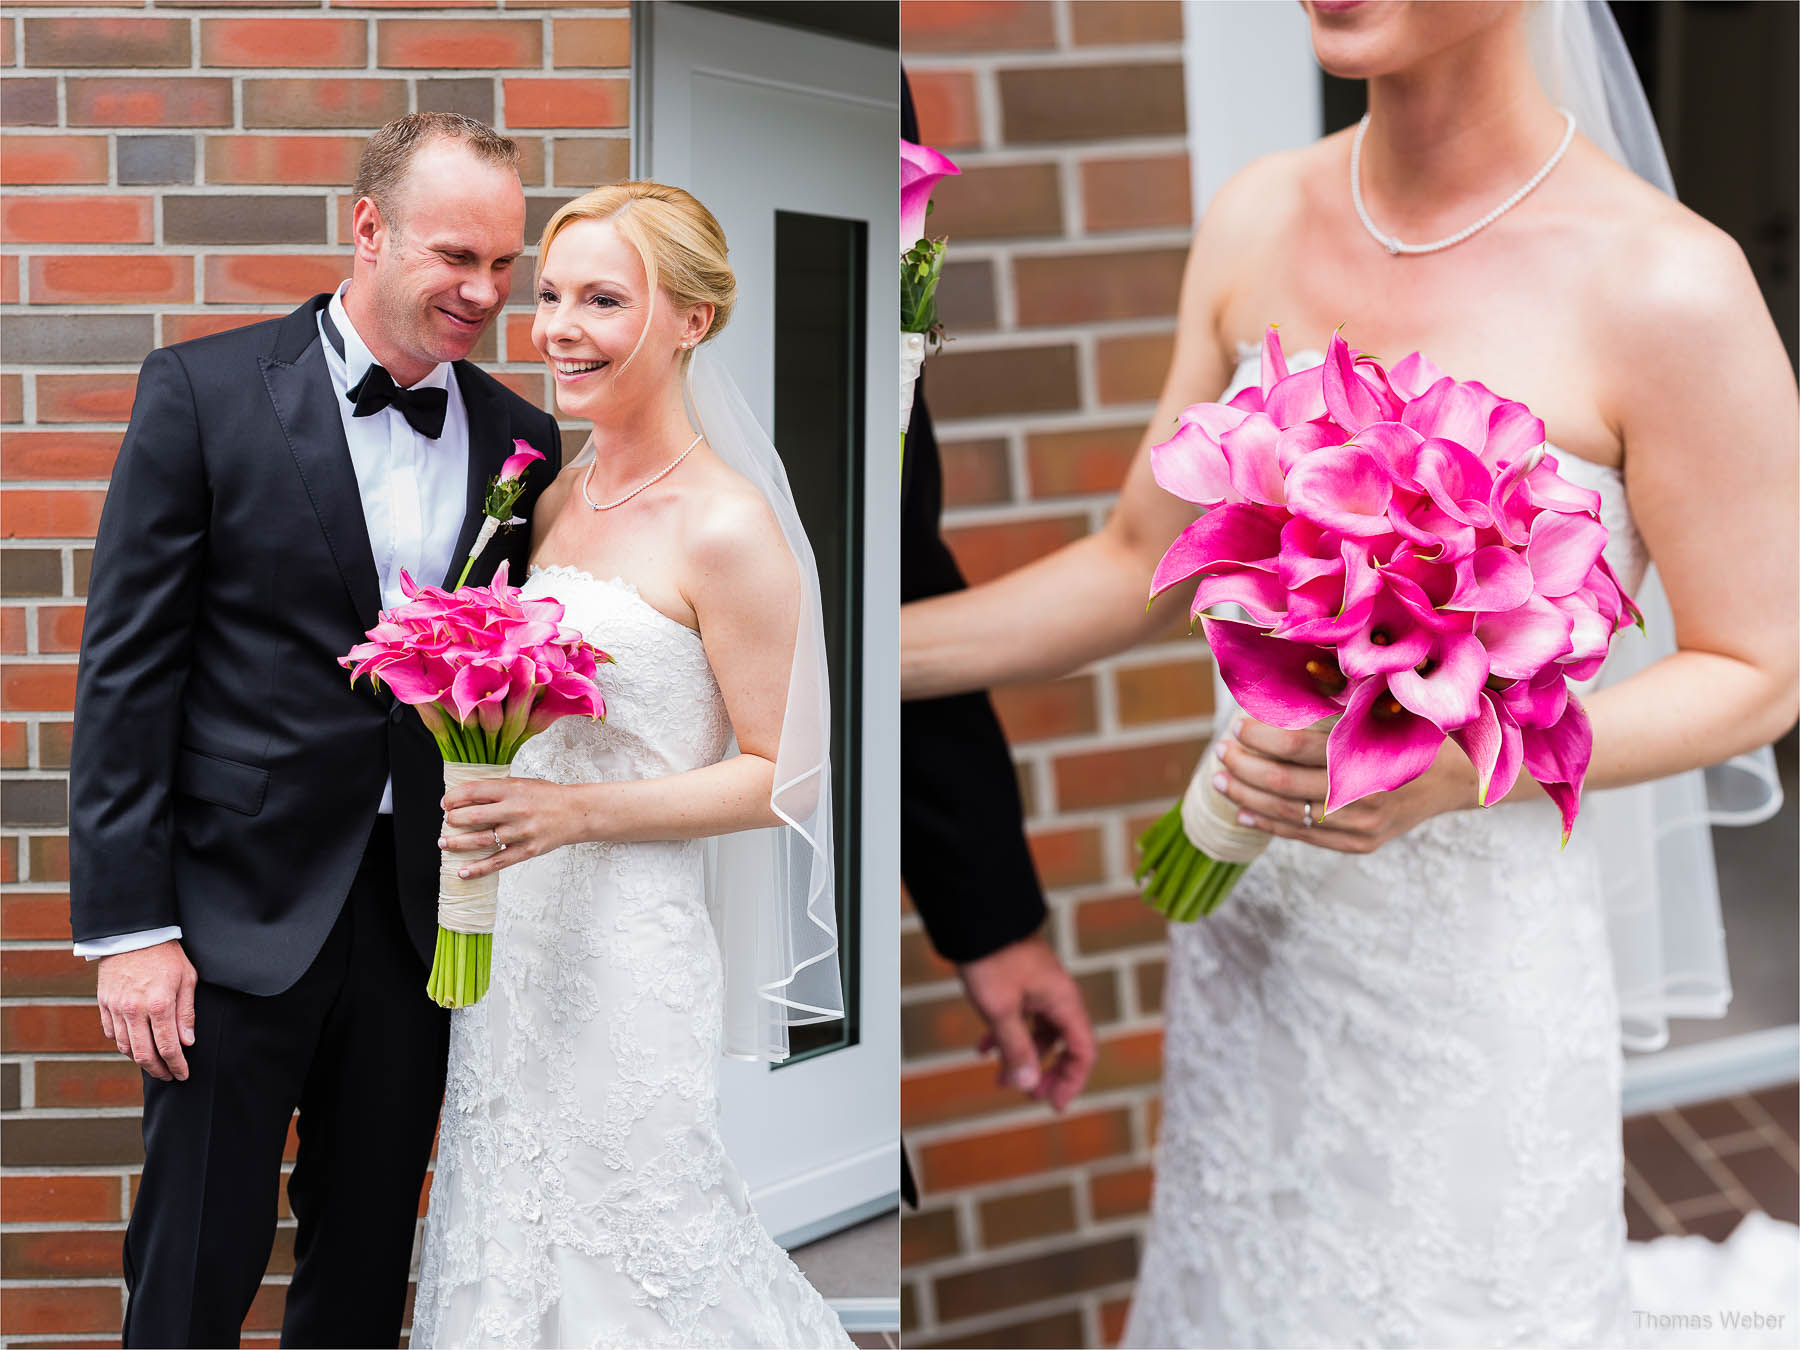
[
  {"xmin": 901, "ymin": 2, "xmax": 1797, "ymax": 1345},
  {"xmin": 412, "ymin": 183, "xmax": 853, "ymax": 1348}
]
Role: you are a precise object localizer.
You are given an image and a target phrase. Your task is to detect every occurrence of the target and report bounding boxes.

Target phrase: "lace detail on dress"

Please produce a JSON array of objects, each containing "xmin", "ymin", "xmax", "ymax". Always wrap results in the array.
[
  {"xmin": 412, "ymin": 569, "xmax": 851, "ymax": 1349},
  {"xmin": 1123, "ymin": 351, "xmax": 1636, "ymax": 1348}
]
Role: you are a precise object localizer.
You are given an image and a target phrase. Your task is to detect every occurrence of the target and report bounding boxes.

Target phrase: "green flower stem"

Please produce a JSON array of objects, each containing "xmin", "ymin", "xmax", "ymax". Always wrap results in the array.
[
  {"xmin": 426, "ymin": 927, "xmax": 493, "ymax": 1008},
  {"xmin": 1135, "ymin": 800, "xmax": 1249, "ymax": 921}
]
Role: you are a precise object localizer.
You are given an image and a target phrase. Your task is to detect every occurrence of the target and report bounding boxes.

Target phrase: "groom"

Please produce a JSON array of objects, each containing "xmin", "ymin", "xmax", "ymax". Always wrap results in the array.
[{"xmin": 69, "ymin": 112, "xmax": 561, "ymax": 1346}]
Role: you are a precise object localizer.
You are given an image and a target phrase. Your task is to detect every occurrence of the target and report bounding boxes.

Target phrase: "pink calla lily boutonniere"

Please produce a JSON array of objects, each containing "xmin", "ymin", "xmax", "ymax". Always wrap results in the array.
[
  {"xmin": 454, "ymin": 439, "xmax": 546, "ymax": 590},
  {"xmin": 901, "ymin": 138, "xmax": 961, "ymax": 470}
]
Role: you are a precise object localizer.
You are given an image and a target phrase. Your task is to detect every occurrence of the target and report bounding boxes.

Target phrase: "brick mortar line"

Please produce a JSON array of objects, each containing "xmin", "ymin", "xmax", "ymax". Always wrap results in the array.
[
  {"xmin": 932, "ymin": 406, "xmax": 1161, "ymax": 440},
  {"xmin": 948, "ymin": 230, "xmax": 1196, "ymax": 261},
  {"xmin": 907, "ymin": 1218, "xmax": 1152, "ymax": 1284},
  {"xmin": 0, "ymin": 1166, "xmax": 139, "ymax": 1179},
  {"xmin": 902, "ymin": 1086, "xmax": 1163, "ymax": 1150},
  {"xmin": 929, "ymin": 137, "xmax": 1190, "ymax": 169},
  {"xmin": 0, "ymin": 1105, "xmax": 142, "ymax": 1116},
  {"xmin": 903, "ymin": 45, "xmax": 1187, "ymax": 73},
  {"xmin": 989, "ymin": 719, "xmax": 1214, "ymax": 767},
  {"xmin": 928, "ymin": 323, "xmax": 1180, "ymax": 353},
  {"xmin": 11, "ymin": 66, "xmax": 626, "ymax": 78},
  {"xmin": 908, "ymin": 1273, "xmax": 1142, "ymax": 1343},
  {"xmin": 900, "ymin": 1009, "xmax": 1165, "ymax": 1071}
]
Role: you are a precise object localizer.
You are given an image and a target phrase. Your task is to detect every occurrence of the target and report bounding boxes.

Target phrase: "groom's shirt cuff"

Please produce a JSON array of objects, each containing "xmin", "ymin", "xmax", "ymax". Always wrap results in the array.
[{"xmin": 74, "ymin": 926, "xmax": 183, "ymax": 960}]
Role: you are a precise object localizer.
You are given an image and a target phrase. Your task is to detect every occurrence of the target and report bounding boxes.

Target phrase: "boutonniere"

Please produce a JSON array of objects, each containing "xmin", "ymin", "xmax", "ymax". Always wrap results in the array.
[{"xmin": 454, "ymin": 440, "xmax": 546, "ymax": 589}]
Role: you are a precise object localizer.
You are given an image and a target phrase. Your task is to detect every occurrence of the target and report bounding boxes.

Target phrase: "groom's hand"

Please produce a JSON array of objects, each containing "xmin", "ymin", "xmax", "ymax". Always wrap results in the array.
[
  {"xmin": 97, "ymin": 940, "xmax": 197, "ymax": 1082},
  {"xmin": 958, "ymin": 934, "xmax": 1096, "ymax": 1113}
]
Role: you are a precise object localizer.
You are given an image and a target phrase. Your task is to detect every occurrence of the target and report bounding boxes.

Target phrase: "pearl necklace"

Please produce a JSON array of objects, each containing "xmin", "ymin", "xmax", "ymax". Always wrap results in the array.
[
  {"xmin": 1350, "ymin": 109, "xmax": 1577, "ymax": 256},
  {"xmin": 581, "ymin": 432, "xmax": 704, "ymax": 511}
]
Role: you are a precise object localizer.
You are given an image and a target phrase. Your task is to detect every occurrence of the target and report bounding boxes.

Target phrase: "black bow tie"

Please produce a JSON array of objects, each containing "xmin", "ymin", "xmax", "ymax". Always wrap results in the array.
[
  {"xmin": 321, "ymin": 303, "xmax": 449, "ymax": 439},
  {"xmin": 345, "ymin": 363, "xmax": 448, "ymax": 440}
]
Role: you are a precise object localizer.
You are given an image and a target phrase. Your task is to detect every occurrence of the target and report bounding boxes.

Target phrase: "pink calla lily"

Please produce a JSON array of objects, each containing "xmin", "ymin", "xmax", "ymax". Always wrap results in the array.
[
  {"xmin": 1402, "ymin": 376, "xmax": 1497, "ymax": 457},
  {"xmin": 500, "ymin": 440, "xmax": 546, "ymax": 482},
  {"xmin": 1285, "ymin": 444, "xmax": 1394, "ymax": 537},
  {"xmin": 1525, "ymin": 510, "xmax": 1608, "ymax": 599},
  {"xmin": 1324, "ymin": 675, "xmax": 1446, "ymax": 813},
  {"xmin": 1202, "ymin": 617, "xmax": 1348, "ymax": 729},
  {"xmin": 1445, "ymin": 545, "xmax": 1536, "ymax": 613},
  {"xmin": 1349, "ymin": 421, "xmax": 1424, "ymax": 482},
  {"xmin": 448, "ymin": 659, "xmax": 512, "ymax": 725},
  {"xmin": 1264, "ymin": 363, "xmax": 1328, "ymax": 428},
  {"xmin": 901, "ymin": 139, "xmax": 961, "ymax": 244},
  {"xmin": 1259, "ymin": 324, "xmax": 1289, "ymax": 397},
  {"xmin": 1475, "ymin": 595, "xmax": 1575, "ymax": 679},
  {"xmin": 1321, "ymin": 333, "xmax": 1388, "ymax": 432},
  {"xmin": 1523, "ymin": 454, "xmax": 1602, "ymax": 516},
  {"xmin": 1388, "ymin": 350, "xmax": 1448, "ymax": 402},
  {"xmin": 1410, "ymin": 438, "xmax": 1494, "ymax": 527},
  {"xmin": 1150, "ymin": 504, "xmax": 1284, "ymax": 597},
  {"xmin": 1519, "ymin": 693, "xmax": 1593, "ymax": 842},
  {"xmin": 1220, "ymin": 413, "xmax": 1288, "ymax": 505},
  {"xmin": 1151, "ymin": 419, "xmax": 1235, "ymax": 507},
  {"xmin": 1552, "ymin": 589, "xmax": 1614, "ymax": 666},
  {"xmin": 1276, "ymin": 518, "xmax": 1346, "ymax": 591},
  {"xmin": 1385, "ymin": 631, "xmax": 1489, "ymax": 732},
  {"xmin": 1495, "ymin": 667, "xmax": 1569, "ymax": 730},
  {"xmin": 1333, "ymin": 587, "xmax": 1436, "ymax": 678},
  {"xmin": 1450, "ymin": 691, "xmax": 1525, "ymax": 807},
  {"xmin": 1481, "ymin": 401, "xmax": 1546, "ymax": 471},
  {"xmin": 1191, "ymin": 569, "xmax": 1291, "ymax": 627}
]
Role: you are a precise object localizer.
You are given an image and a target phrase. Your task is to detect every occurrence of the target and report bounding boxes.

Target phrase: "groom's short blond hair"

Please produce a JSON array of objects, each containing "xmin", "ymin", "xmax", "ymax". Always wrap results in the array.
[
  {"xmin": 538, "ymin": 182, "xmax": 738, "ymax": 373},
  {"xmin": 353, "ymin": 112, "xmax": 519, "ymax": 234}
]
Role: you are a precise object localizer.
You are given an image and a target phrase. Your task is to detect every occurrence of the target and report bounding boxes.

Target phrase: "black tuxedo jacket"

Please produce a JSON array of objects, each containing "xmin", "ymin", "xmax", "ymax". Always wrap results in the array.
[
  {"xmin": 70, "ymin": 294, "xmax": 561, "ymax": 995},
  {"xmin": 900, "ymin": 73, "xmax": 1048, "ymax": 964}
]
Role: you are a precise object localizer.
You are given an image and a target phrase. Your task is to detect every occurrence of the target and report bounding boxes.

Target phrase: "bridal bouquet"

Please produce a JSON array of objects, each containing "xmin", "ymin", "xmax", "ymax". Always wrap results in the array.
[
  {"xmin": 340, "ymin": 563, "xmax": 609, "ymax": 1006},
  {"xmin": 1136, "ymin": 326, "xmax": 1641, "ymax": 921},
  {"xmin": 900, "ymin": 137, "xmax": 959, "ymax": 469}
]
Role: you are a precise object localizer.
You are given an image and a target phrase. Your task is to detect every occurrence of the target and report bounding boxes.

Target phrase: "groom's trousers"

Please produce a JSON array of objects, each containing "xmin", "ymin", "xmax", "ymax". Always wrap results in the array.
[{"xmin": 121, "ymin": 819, "xmax": 451, "ymax": 1349}]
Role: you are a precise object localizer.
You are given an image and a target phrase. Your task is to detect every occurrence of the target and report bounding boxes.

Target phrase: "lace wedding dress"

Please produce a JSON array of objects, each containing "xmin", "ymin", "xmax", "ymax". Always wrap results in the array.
[
  {"xmin": 1123, "ymin": 349, "xmax": 1793, "ymax": 1348},
  {"xmin": 412, "ymin": 566, "xmax": 853, "ymax": 1349}
]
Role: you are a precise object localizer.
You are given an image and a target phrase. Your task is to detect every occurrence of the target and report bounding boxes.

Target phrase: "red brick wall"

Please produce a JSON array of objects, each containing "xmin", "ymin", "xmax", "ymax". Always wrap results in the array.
[
  {"xmin": 901, "ymin": 3, "xmax": 1202, "ymax": 1346},
  {"xmin": 0, "ymin": 4, "xmax": 627, "ymax": 1343}
]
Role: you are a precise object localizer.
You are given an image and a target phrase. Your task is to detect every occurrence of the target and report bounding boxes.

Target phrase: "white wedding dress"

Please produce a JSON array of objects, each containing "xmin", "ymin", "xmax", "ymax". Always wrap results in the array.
[
  {"xmin": 1124, "ymin": 350, "xmax": 1796, "ymax": 1348},
  {"xmin": 412, "ymin": 566, "xmax": 853, "ymax": 1349}
]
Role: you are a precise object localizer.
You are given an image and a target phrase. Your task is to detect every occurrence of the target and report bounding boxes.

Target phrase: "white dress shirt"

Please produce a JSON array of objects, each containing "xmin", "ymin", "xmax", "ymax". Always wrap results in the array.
[{"xmin": 76, "ymin": 283, "xmax": 472, "ymax": 960}]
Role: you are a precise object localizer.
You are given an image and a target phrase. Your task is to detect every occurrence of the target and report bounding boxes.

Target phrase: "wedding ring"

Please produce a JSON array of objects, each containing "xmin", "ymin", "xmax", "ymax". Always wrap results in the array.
[
  {"xmin": 491, "ymin": 828, "xmax": 506, "ymax": 851},
  {"xmin": 1302, "ymin": 801, "xmax": 1315, "ymax": 829}
]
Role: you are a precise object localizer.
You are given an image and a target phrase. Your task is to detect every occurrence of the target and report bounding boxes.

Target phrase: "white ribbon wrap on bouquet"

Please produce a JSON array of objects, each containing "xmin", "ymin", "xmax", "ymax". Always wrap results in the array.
[
  {"xmin": 900, "ymin": 330, "xmax": 926, "ymax": 435},
  {"xmin": 437, "ymin": 760, "xmax": 509, "ymax": 934},
  {"xmin": 1179, "ymin": 738, "xmax": 1272, "ymax": 866}
]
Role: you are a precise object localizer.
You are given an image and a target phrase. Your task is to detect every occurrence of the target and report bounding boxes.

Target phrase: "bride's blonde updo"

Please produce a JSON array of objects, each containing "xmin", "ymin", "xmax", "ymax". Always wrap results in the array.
[{"xmin": 537, "ymin": 181, "xmax": 736, "ymax": 372}]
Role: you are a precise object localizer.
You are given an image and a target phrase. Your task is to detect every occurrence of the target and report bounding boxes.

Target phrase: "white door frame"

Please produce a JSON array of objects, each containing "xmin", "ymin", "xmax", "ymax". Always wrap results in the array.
[{"xmin": 636, "ymin": 0, "xmax": 901, "ymax": 1252}]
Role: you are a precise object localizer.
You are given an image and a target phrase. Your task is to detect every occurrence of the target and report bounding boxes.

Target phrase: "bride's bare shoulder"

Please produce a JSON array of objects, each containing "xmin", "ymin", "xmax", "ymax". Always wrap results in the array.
[
  {"xmin": 1583, "ymin": 152, "xmax": 1766, "ymax": 347},
  {"xmin": 679, "ymin": 453, "xmax": 794, "ymax": 591},
  {"xmin": 1194, "ymin": 138, "xmax": 1322, "ymax": 254}
]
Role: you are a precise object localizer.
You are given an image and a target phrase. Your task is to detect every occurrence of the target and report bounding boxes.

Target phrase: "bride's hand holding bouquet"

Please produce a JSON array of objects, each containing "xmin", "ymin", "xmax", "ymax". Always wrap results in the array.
[{"xmin": 1210, "ymin": 714, "xmax": 1482, "ymax": 854}]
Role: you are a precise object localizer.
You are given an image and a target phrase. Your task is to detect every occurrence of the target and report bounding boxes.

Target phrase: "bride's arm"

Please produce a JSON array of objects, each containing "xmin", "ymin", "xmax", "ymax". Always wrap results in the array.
[
  {"xmin": 900, "ymin": 167, "xmax": 1264, "ymax": 702},
  {"xmin": 1575, "ymin": 219, "xmax": 1800, "ymax": 781},
  {"xmin": 441, "ymin": 488, "xmax": 798, "ymax": 876}
]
